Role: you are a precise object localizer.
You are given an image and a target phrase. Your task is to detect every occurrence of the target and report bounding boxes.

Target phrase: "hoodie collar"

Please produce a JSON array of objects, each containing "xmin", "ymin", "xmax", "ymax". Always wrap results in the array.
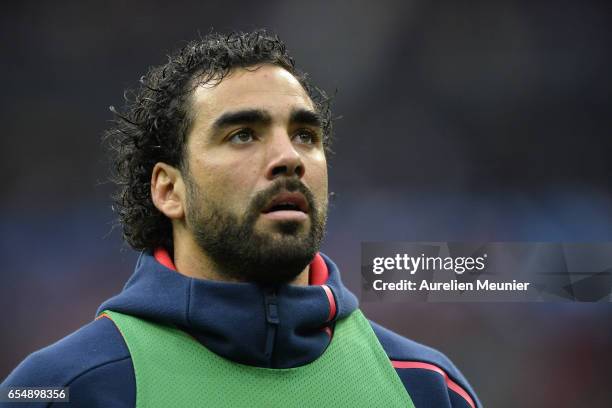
[{"xmin": 97, "ymin": 250, "xmax": 358, "ymax": 369}]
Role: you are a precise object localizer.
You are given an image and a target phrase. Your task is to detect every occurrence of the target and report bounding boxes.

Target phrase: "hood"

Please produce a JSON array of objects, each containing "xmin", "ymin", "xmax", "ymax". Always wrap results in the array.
[{"xmin": 97, "ymin": 250, "xmax": 358, "ymax": 369}]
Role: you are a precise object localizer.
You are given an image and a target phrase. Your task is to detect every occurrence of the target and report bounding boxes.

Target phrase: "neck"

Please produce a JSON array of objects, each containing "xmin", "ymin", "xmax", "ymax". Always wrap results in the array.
[{"xmin": 172, "ymin": 233, "xmax": 310, "ymax": 285}]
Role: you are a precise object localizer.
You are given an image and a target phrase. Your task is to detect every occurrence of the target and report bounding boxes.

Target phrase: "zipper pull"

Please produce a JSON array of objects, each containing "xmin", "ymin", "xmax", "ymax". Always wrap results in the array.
[
  {"xmin": 263, "ymin": 288, "xmax": 279, "ymax": 364},
  {"xmin": 264, "ymin": 289, "xmax": 279, "ymax": 324}
]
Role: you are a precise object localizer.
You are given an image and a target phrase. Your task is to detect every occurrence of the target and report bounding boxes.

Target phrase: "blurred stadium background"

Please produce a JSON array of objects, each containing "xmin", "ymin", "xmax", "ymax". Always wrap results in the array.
[{"xmin": 2, "ymin": 1, "xmax": 611, "ymax": 406}]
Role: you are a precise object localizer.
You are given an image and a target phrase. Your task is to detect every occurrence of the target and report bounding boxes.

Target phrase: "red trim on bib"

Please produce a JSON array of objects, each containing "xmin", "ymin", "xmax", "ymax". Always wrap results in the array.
[
  {"xmin": 96, "ymin": 313, "xmax": 128, "ymax": 343},
  {"xmin": 391, "ymin": 361, "xmax": 476, "ymax": 408}
]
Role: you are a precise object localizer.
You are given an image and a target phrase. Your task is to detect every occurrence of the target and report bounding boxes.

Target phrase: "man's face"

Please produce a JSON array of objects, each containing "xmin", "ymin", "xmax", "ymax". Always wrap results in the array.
[{"xmin": 182, "ymin": 64, "xmax": 328, "ymax": 285}]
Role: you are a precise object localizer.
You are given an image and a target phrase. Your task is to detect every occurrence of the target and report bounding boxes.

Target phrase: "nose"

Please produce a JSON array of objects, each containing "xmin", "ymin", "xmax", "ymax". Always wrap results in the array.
[{"xmin": 264, "ymin": 130, "xmax": 305, "ymax": 180}]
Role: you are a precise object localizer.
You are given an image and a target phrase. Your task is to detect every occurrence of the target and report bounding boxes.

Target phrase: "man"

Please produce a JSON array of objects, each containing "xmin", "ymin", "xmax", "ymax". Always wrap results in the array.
[{"xmin": 2, "ymin": 30, "xmax": 480, "ymax": 407}]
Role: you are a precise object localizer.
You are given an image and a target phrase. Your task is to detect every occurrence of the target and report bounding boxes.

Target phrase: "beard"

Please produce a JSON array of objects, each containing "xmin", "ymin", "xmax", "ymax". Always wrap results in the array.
[{"xmin": 184, "ymin": 176, "xmax": 327, "ymax": 286}]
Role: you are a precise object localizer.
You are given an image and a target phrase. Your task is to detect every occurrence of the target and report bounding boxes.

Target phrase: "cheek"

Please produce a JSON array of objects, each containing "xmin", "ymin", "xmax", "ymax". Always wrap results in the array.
[
  {"xmin": 306, "ymin": 156, "xmax": 329, "ymax": 203},
  {"xmin": 197, "ymin": 156, "xmax": 260, "ymax": 207}
]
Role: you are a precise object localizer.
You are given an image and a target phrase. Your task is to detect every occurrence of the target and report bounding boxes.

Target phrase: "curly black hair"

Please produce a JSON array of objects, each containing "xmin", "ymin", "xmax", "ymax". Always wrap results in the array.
[{"xmin": 105, "ymin": 30, "xmax": 333, "ymax": 253}]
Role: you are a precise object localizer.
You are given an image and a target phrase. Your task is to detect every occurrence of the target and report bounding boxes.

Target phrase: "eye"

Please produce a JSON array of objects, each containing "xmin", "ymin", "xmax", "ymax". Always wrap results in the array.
[
  {"xmin": 293, "ymin": 129, "xmax": 318, "ymax": 145},
  {"xmin": 228, "ymin": 129, "xmax": 255, "ymax": 144}
]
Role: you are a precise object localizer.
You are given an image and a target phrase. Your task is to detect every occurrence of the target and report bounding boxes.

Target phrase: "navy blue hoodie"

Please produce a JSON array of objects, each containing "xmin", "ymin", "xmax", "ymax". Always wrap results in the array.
[{"xmin": 2, "ymin": 251, "xmax": 480, "ymax": 407}]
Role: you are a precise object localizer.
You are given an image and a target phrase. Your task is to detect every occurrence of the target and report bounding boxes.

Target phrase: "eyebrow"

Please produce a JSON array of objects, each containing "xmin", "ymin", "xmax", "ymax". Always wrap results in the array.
[
  {"xmin": 211, "ymin": 108, "xmax": 322, "ymax": 132},
  {"xmin": 211, "ymin": 109, "xmax": 272, "ymax": 131},
  {"xmin": 289, "ymin": 108, "xmax": 322, "ymax": 128}
]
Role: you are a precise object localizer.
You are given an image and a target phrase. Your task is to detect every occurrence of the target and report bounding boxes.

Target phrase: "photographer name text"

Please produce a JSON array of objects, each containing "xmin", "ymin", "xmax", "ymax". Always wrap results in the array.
[{"xmin": 372, "ymin": 279, "xmax": 530, "ymax": 292}]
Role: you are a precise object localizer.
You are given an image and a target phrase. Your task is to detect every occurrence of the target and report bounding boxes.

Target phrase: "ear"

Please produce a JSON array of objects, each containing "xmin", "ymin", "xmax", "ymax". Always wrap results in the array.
[{"xmin": 151, "ymin": 162, "xmax": 185, "ymax": 220}]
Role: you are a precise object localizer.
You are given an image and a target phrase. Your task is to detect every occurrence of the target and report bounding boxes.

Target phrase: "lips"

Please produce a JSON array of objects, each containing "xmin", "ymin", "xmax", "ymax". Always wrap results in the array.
[{"xmin": 261, "ymin": 191, "xmax": 309, "ymax": 214}]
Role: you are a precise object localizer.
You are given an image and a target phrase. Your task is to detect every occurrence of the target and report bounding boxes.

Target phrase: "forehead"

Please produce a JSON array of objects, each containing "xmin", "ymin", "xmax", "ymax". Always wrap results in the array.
[{"xmin": 189, "ymin": 64, "xmax": 315, "ymax": 126}]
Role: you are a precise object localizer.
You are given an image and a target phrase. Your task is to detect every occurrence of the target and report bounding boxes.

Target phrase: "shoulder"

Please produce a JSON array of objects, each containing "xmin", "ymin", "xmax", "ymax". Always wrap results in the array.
[
  {"xmin": 369, "ymin": 319, "xmax": 461, "ymax": 373},
  {"xmin": 1, "ymin": 317, "xmax": 135, "ymax": 408},
  {"xmin": 369, "ymin": 319, "xmax": 481, "ymax": 408}
]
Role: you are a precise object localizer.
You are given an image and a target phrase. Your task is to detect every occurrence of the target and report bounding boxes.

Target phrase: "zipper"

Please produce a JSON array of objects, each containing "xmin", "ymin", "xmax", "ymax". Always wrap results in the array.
[{"xmin": 263, "ymin": 288, "xmax": 279, "ymax": 367}]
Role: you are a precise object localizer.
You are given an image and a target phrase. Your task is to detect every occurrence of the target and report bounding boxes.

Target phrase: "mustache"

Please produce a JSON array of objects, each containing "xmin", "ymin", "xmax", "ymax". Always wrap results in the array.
[{"xmin": 249, "ymin": 178, "xmax": 317, "ymax": 216}]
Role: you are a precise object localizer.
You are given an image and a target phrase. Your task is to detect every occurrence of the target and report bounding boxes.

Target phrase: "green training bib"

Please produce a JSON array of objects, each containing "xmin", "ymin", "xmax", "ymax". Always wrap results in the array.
[{"xmin": 102, "ymin": 309, "xmax": 414, "ymax": 408}]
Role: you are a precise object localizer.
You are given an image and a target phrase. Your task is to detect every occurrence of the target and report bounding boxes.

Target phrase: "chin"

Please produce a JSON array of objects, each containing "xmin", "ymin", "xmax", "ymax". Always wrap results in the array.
[{"xmin": 258, "ymin": 220, "xmax": 309, "ymax": 237}]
